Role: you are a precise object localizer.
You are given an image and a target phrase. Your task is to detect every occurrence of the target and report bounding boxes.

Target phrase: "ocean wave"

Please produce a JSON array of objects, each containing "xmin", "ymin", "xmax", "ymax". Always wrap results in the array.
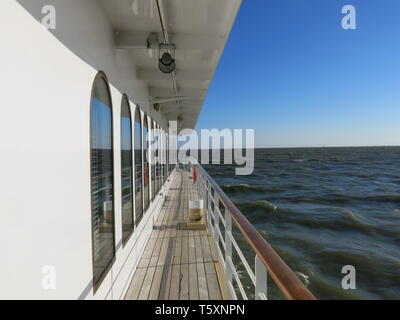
[
  {"xmin": 317, "ymin": 249, "xmax": 400, "ymax": 281},
  {"xmin": 285, "ymin": 209, "xmax": 400, "ymax": 239},
  {"xmin": 235, "ymin": 200, "xmax": 370, "ymax": 233},
  {"xmin": 266, "ymin": 195, "xmax": 346, "ymax": 205},
  {"xmin": 234, "ymin": 198, "xmax": 397, "ymax": 236},
  {"xmin": 270, "ymin": 193, "xmax": 400, "ymax": 205},
  {"xmin": 290, "ymin": 207, "xmax": 397, "ymax": 236},
  {"xmin": 289, "ymin": 183, "xmax": 308, "ymax": 190},
  {"xmin": 363, "ymin": 194, "xmax": 400, "ymax": 202},
  {"xmin": 221, "ymin": 184, "xmax": 283, "ymax": 193},
  {"xmin": 294, "ymin": 272, "xmax": 310, "ymax": 287},
  {"xmin": 339, "ymin": 208, "xmax": 372, "ymax": 232},
  {"xmin": 235, "ymin": 200, "xmax": 278, "ymax": 212},
  {"xmin": 330, "ymin": 193, "xmax": 400, "ymax": 203},
  {"xmin": 291, "ymin": 208, "xmax": 372, "ymax": 233}
]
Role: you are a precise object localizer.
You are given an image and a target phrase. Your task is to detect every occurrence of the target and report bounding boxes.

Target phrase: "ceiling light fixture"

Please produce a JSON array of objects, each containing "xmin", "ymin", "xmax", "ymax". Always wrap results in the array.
[{"xmin": 159, "ymin": 43, "xmax": 176, "ymax": 74}]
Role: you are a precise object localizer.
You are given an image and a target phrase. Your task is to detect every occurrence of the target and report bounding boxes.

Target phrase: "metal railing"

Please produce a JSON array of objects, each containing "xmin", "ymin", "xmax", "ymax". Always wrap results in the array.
[
  {"xmin": 93, "ymin": 168, "xmax": 134, "ymax": 198},
  {"xmin": 195, "ymin": 165, "xmax": 316, "ymax": 300}
]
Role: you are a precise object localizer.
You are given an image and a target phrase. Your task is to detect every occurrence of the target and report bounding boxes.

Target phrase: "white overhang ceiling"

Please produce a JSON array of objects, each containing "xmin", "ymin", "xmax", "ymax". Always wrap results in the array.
[{"xmin": 99, "ymin": 0, "xmax": 242, "ymax": 130}]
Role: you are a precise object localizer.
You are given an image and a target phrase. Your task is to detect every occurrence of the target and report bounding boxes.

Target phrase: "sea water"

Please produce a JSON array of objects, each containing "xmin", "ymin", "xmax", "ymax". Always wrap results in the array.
[{"xmin": 203, "ymin": 146, "xmax": 400, "ymax": 300}]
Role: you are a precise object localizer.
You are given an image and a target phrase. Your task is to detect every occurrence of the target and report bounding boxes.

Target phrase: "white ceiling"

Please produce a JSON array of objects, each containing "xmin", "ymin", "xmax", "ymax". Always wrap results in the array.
[{"xmin": 99, "ymin": 0, "xmax": 242, "ymax": 130}]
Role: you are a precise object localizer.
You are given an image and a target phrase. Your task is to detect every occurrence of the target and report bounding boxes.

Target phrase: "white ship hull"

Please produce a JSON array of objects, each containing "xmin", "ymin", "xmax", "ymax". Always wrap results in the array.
[{"xmin": 0, "ymin": 0, "xmax": 241, "ymax": 299}]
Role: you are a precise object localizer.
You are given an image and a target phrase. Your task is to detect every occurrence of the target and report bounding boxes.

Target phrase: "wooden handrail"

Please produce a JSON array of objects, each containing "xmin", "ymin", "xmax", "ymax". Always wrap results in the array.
[{"xmin": 197, "ymin": 165, "xmax": 316, "ymax": 300}]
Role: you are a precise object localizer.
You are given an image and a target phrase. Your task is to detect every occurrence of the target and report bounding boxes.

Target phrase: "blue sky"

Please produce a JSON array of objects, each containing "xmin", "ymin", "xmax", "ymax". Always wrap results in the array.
[{"xmin": 195, "ymin": 0, "xmax": 400, "ymax": 148}]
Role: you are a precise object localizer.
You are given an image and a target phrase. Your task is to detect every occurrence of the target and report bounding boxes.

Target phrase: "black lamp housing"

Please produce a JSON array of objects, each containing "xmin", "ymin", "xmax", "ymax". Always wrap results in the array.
[{"xmin": 159, "ymin": 43, "xmax": 176, "ymax": 74}]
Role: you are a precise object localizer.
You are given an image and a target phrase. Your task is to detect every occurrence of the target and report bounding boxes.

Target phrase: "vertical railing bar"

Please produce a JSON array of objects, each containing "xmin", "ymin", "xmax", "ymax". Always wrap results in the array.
[
  {"xmin": 228, "ymin": 257, "xmax": 248, "ymax": 300},
  {"xmin": 216, "ymin": 246, "xmax": 225, "ymax": 268},
  {"xmin": 216, "ymin": 226, "xmax": 225, "ymax": 248},
  {"xmin": 225, "ymin": 210, "xmax": 233, "ymax": 299},
  {"xmin": 255, "ymin": 255, "xmax": 268, "ymax": 300},
  {"xmin": 215, "ymin": 206, "xmax": 226, "ymax": 228},
  {"xmin": 229, "ymin": 232, "xmax": 256, "ymax": 285},
  {"xmin": 213, "ymin": 190, "xmax": 220, "ymax": 260},
  {"xmin": 227, "ymin": 281, "xmax": 238, "ymax": 300},
  {"xmin": 258, "ymin": 292, "xmax": 267, "ymax": 300},
  {"xmin": 206, "ymin": 180, "xmax": 213, "ymax": 230}
]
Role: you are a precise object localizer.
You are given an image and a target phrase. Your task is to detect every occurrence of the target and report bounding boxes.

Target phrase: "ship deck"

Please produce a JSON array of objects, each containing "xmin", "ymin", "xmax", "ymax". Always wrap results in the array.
[{"xmin": 125, "ymin": 169, "xmax": 223, "ymax": 300}]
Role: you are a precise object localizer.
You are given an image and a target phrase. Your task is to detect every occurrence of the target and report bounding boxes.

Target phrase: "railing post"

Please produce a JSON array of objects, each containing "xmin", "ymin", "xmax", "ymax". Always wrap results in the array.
[
  {"xmin": 198, "ymin": 172, "xmax": 203, "ymax": 203},
  {"xmin": 202, "ymin": 175, "xmax": 207, "ymax": 206},
  {"xmin": 208, "ymin": 180, "xmax": 211, "ymax": 213},
  {"xmin": 255, "ymin": 255, "xmax": 268, "ymax": 300},
  {"xmin": 200, "ymin": 170, "xmax": 205, "ymax": 199},
  {"xmin": 207, "ymin": 181, "xmax": 213, "ymax": 230},
  {"xmin": 225, "ymin": 212, "xmax": 233, "ymax": 299},
  {"xmin": 213, "ymin": 194, "xmax": 220, "ymax": 259}
]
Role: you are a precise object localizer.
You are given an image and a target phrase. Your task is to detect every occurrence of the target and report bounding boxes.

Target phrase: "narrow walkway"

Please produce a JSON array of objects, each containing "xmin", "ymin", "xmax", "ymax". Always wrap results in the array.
[{"xmin": 125, "ymin": 170, "xmax": 222, "ymax": 300}]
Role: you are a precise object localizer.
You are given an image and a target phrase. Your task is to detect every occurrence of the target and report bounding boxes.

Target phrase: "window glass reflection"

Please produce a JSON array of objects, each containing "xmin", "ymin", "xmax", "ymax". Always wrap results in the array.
[
  {"xmin": 120, "ymin": 96, "xmax": 134, "ymax": 244},
  {"xmin": 134, "ymin": 108, "xmax": 143, "ymax": 224},
  {"xmin": 90, "ymin": 73, "xmax": 115, "ymax": 288},
  {"xmin": 143, "ymin": 115, "xmax": 149, "ymax": 211}
]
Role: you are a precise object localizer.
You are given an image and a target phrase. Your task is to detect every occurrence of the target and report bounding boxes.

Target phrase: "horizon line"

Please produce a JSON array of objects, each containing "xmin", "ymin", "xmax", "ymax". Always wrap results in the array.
[{"xmin": 177, "ymin": 145, "xmax": 400, "ymax": 150}]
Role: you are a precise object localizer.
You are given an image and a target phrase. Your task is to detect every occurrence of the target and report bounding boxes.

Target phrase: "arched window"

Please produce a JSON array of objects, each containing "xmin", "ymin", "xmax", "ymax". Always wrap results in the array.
[
  {"xmin": 164, "ymin": 130, "xmax": 168, "ymax": 179},
  {"xmin": 166, "ymin": 124, "xmax": 171, "ymax": 175},
  {"xmin": 157, "ymin": 124, "xmax": 162, "ymax": 191},
  {"xmin": 134, "ymin": 107, "xmax": 143, "ymax": 225},
  {"xmin": 120, "ymin": 95, "xmax": 134, "ymax": 244},
  {"xmin": 163, "ymin": 129, "xmax": 167, "ymax": 182},
  {"xmin": 90, "ymin": 72, "xmax": 115, "ymax": 290},
  {"xmin": 143, "ymin": 114, "xmax": 150, "ymax": 211},
  {"xmin": 151, "ymin": 121, "xmax": 156, "ymax": 201}
]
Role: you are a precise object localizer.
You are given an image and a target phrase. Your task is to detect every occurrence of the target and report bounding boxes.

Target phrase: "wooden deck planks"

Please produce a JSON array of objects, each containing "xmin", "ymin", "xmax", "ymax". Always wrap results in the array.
[{"xmin": 125, "ymin": 169, "xmax": 222, "ymax": 300}]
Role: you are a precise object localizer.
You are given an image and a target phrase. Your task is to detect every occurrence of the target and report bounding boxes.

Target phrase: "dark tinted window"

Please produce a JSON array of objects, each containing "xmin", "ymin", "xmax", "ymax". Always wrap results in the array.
[
  {"xmin": 143, "ymin": 115, "xmax": 150, "ymax": 211},
  {"xmin": 90, "ymin": 72, "xmax": 115, "ymax": 289},
  {"xmin": 151, "ymin": 121, "xmax": 156, "ymax": 200},
  {"xmin": 134, "ymin": 108, "xmax": 143, "ymax": 224},
  {"xmin": 120, "ymin": 95, "xmax": 134, "ymax": 244},
  {"xmin": 156, "ymin": 125, "xmax": 162, "ymax": 191},
  {"xmin": 163, "ymin": 129, "xmax": 167, "ymax": 182}
]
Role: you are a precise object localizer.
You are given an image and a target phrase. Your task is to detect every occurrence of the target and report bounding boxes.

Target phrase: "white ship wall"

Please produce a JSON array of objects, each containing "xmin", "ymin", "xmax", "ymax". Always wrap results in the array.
[{"xmin": 0, "ymin": 0, "xmax": 167, "ymax": 299}]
